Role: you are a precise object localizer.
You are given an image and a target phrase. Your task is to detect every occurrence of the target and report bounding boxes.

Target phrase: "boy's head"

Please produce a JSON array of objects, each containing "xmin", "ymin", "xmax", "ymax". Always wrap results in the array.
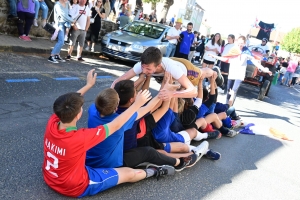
[
  {"xmin": 53, "ymin": 92, "xmax": 84, "ymax": 123},
  {"xmin": 140, "ymin": 47, "xmax": 162, "ymax": 75},
  {"xmin": 114, "ymin": 80, "xmax": 136, "ymax": 106},
  {"xmin": 95, "ymin": 88, "xmax": 119, "ymax": 116}
]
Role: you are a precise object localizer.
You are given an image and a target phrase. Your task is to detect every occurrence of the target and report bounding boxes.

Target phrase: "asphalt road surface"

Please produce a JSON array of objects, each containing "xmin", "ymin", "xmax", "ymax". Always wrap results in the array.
[{"xmin": 0, "ymin": 52, "xmax": 299, "ymax": 200}]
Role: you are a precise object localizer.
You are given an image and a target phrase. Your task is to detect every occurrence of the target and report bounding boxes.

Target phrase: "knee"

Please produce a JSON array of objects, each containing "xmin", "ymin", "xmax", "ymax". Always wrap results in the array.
[{"xmin": 175, "ymin": 143, "xmax": 189, "ymax": 152}]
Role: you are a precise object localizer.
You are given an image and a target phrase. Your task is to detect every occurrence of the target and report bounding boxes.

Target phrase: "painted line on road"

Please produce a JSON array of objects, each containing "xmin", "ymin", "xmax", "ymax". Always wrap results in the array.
[
  {"xmin": 5, "ymin": 79, "xmax": 40, "ymax": 83},
  {"xmin": 97, "ymin": 76, "xmax": 112, "ymax": 79},
  {"xmin": 53, "ymin": 77, "xmax": 80, "ymax": 81}
]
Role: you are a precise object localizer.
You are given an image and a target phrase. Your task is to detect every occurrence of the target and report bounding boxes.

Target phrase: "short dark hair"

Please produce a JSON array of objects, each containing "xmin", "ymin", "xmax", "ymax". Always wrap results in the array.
[
  {"xmin": 114, "ymin": 80, "xmax": 135, "ymax": 106},
  {"xmin": 53, "ymin": 92, "xmax": 84, "ymax": 123},
  {"xmin": 140, "ymin": 47, "xmax": 162, "ymax": 66},
  {"xmin": 95, "ymin": 88, "xmax": 119, "ymax": 116},
  {"xmin": 187, "ymin": 22, "xmax": 193, "ymax": 26}
]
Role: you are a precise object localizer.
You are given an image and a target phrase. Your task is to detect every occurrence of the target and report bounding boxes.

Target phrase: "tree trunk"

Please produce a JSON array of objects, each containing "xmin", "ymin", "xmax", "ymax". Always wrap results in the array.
[
  {"xmin": 160, "ymin": 0, "xmax": 174, "ymax": 20},
  {"xmin": 151, "ymin": 2, "xmax": 156, "ymax": 10}
]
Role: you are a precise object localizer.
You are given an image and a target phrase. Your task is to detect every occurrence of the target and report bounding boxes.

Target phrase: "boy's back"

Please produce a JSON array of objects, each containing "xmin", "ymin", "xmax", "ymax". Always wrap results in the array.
[
  {"xmin": 86, "ymin": 103, "xmax": 137, "ymax": 168},
  {"xmin": 43, "ymin": 114, "xmax": 108, "ymax": 197}
]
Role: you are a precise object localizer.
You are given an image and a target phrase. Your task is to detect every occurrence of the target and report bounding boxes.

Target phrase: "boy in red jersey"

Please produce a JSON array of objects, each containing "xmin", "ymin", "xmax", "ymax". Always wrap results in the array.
[{"xmin": 42, "ymin": 69, "xmax": 175, "ymax": 198}]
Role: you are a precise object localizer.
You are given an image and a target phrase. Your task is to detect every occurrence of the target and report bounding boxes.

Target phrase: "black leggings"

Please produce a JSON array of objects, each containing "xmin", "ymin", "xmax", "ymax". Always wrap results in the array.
[
  {"xmin": 17, "ymin": 11, "xmax": 34, "ymax": 36},
  {"xmin": 291, "ymin": 77, "xmax": 298, "ymax": 85},
  {"xmin": 123, "ymin": 146, "xmax": 176, "ymax": 168}
]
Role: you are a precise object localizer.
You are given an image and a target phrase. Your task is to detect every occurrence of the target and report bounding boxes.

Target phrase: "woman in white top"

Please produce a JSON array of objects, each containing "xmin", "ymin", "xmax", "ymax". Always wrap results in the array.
[
  {"xmin": 209, "ymin": 36, "xmax": 271, "ymax": 105},
  {"xmin": 219, "ymin": 34, "xmax": 235, "ymax": 93},
  {"xmin": 202, "ymin": 33, "xmax": 221, "ymax": 69}
]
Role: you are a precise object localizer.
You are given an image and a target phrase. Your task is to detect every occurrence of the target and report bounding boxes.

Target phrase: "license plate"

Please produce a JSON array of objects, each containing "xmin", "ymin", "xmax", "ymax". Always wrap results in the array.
[{"xmin": 107, "ymin": 44, "xmax": 124, "ymax": 52}]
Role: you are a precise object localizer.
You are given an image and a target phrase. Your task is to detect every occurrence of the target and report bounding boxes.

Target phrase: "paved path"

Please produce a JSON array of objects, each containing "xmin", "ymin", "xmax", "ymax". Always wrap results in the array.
[{"xmin": 0, "ymin": 50, "xmax": 299, "ymax": 200}]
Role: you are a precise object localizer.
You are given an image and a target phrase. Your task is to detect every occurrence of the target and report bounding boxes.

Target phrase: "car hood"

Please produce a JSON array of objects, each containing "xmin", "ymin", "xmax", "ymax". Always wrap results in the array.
[{"xmin": 108, "ymin": 30, "xmax": 159, "ymax": 45}]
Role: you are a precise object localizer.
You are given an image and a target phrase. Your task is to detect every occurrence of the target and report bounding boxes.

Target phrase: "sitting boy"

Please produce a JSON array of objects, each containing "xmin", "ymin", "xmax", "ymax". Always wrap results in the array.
[{"xmin": 42, "ymin": 70, "xmax": 174, "ymax": 198}]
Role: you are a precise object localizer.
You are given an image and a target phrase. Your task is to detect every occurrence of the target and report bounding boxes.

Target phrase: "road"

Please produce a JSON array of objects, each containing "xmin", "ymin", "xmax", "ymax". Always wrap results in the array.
[{"xmin": 0, "ymin": 52, "xmax": 300, "ymax": 200}]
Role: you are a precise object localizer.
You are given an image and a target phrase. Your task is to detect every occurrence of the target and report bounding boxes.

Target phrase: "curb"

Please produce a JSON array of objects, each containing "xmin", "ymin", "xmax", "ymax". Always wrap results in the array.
[{"xmin": 0, "ymin": 45, "xmax": 102, "ymax": 57}]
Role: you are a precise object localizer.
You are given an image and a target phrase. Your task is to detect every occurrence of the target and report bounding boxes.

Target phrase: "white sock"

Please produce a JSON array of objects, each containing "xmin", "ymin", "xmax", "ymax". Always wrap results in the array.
[
  {"xmin": 189, "ymin": 145, "xmax": 196, "ymax": 152},
  {"xmin": 194, "ymin": 98, "xmax": 202, "ymax": 108},
  {"xmin": 193, "ymin": 131, "xmax": 208, "ymax": 141}
]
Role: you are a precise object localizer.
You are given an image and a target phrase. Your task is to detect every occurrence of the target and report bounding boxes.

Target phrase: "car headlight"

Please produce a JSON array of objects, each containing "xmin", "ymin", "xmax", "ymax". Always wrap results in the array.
[{"xmin": 132, "ymin": 44, "xmax": 148, "ymax": 51}]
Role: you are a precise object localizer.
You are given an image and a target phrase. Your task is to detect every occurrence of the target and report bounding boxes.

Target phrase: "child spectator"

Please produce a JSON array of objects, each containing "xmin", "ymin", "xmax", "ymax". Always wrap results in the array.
[
  {"xmin": 42, "ymin": 69, "xmax": 174, "ymax": 198},
  {"xmin": 64, "ymin": 0, "xmax": 80, "ymax": 42},
  {"xmin": 33, "ymin": 0, "xmax": 48, "ymax": 27},
  {"xmin": 17, "ymin": 0, "xmax": 36, "ymax": 41},
  {"xmin": 278, "ymin": 62, "xmax": 287, "ymax": 84}
]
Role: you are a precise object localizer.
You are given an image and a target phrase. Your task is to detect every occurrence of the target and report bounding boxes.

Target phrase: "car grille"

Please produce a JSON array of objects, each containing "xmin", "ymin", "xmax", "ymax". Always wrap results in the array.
[
  {"xmin": 101, "ymin": 45, "xmax": 140, "ymax": 62},
  {"xmin": 109, "ymin": 39, "xmax": 130, "ymax": 47}
]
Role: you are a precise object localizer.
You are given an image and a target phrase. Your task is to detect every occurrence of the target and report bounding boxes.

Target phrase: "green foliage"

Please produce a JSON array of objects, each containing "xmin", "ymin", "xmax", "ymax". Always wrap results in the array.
[
  {"xmin": 282, "ymin": 28, "xmax": 300, "ymax": 54},
  {"xmin": 143, "ymin": 0, "xmax": 161, "ymax": 3}
]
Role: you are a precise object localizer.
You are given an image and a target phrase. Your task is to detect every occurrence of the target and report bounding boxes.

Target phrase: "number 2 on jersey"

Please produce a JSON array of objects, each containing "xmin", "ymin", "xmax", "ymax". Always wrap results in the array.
[{"xmin": 45, "ymin": 151, "xmax": 58, "ymax": 177}]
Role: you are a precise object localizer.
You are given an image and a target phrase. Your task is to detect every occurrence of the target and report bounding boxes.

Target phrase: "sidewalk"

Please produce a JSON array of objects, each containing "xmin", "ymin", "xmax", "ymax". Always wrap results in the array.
[{"xmin": 0, "ymin": 34, "xmax": 102, "ymax": 57}]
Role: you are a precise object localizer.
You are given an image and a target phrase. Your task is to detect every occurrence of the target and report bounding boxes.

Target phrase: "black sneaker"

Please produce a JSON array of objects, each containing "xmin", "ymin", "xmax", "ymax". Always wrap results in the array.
[
  {"xmin": 48, "ymin": 56, "xmax": 58, "ymax": 63},
  {"xmin": 205, "ymin": 149, "xmax": 221, "ymax": 160},
  {"xmin": 55, "ymin": 55, "xmax": 66, "ymax": 62},
  {"xmin": 175, "ymin": 154, "xmax": 198, "ymax": 172},
  {"xmin": 146, "ymin": 164, "xmax": 175, "ymax": 180},
  {"xmin": 225, "ymin": 129, "xmax": 239, "ymax": 138},
  {"xmin": 207, "ymin": 130, "xmax": 222, "ymax": 139},
  {"xmin": 77, "ymin": 57, "xmax": 85, "ymax": 61},
  {"xmin": 65, "ymin": 55, "xmax": 71, "ymax": 60}
]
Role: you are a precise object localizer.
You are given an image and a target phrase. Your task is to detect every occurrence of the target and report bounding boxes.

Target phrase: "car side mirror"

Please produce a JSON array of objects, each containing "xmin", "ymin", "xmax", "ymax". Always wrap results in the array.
[{"xmin": 161, "ymin": 38, "xmax": 168, "ymax": 42}]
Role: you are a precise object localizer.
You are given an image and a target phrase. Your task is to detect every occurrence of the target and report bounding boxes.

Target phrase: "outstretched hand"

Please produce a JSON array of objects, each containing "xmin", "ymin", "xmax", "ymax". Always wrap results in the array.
[
  {"xmin": 159, "ymin": 72, "xmax": 180, "ymax": 101},
  {"xmin": 134, "ymin": 89, "xmax": 152, "ymax": 107},
  {"xmin": 86, "ymin": 69, "xmax": 97, "ymax": 87}
]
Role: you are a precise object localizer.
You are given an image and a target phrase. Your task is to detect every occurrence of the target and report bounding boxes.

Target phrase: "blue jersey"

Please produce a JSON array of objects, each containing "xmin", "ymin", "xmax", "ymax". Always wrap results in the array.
[
  {"xmin": 85, "ymin": 104, "xmax": 137, "ymax": 168},
  {"xmin": 179, "ymin": 31, "xmax": 194, "ymax": 55}
]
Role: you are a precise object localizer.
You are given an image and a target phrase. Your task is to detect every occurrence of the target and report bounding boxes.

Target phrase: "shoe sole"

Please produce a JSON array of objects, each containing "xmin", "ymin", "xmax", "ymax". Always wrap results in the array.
[
  {"xmin": 48, "ymin": 60, "xmax": 59, "ymax": 64},
  {"xmin": 146, "ymin": 164, "xmax": 175, "ymax": 176}
]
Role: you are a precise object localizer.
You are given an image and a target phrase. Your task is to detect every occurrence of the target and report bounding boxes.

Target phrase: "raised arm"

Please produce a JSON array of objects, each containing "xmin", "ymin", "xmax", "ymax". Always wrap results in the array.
[
  {"xmin": 111, "ymin": 68, "xmax": 137, "ymax": 88},
  {"xmin": 77, "ymin": 69, "xmax": 97, "ymax": 96}
]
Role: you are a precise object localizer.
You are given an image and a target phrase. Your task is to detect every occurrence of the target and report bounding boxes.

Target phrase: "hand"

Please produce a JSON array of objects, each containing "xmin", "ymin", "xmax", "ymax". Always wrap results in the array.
[
  {"xmin": 268, "ymin": 71, "xmax": 273, "ymax": 76},
  {"xmin": 158, "ymin": 89, "xmax": 174, "ymax": 101},
  {"xmin": 228, "ymin": 89, "xmax": 234, "ymax": 96},
  {"xmin": 174, "ymin": 36, "xmax": 180, "ymax": 40},
  {"xmin": 86, "ymin": 69, "xmax": 97, "ymax": 87},
  {"xmin": 133, "ymin": 90, "xmax": 152, "ymax": 107}
]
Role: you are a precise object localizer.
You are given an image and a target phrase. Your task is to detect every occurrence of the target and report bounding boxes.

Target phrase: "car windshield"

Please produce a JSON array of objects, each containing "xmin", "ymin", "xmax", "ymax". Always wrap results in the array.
[{"xmin": 123, "ymin": 21, "xmax": 165, "ymax": 39}]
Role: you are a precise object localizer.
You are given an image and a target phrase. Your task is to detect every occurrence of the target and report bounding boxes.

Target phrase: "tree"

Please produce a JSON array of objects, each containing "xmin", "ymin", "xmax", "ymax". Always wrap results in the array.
[
  {"xmin": 143, "ymin": 0, "xmax": 160, "ymax": 10},
  {"xmin": 281, "ymin": 28, "xmax": 300, "ymax": 54},
  {"xmin": 160, "ymin": 0, "xmax": 174, "ymax": 20}
]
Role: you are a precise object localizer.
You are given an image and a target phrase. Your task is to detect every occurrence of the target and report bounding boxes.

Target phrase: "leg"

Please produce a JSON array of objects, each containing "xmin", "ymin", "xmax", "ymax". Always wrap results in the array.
[
  {"xmin": 205, "ymin": 113, "xmax": 222, "ymax": 129},
  {"xmin": 34, "ymin": 0, "xmax": 40, "ymax": 19},
  {"xmin": 24, "ymin": 12, "xmax": 35, "ymax": 36},
  {"xmin": 77, "ymin": 30, "xmax": 86, "ymax": 58},
  {"xmin": 40, "ymin": 1, "xmax": 48, "ymax": 26},
  {"xmin": 7, "ymin": 0, "xmax": 18, "ymax": 16},
  {"xmin": 115, "ymin": 168, "xmax": 146, "ymax": 184},
  {"xmin": 51, "ymin": 24, "xmax": 65, "ymax": 56},
  {"xmin": 217, "ymin": 112, "xmax": 227, "ymax": 120},
  {"xmin": 17, "ymin": 11, "xmax": 25, "ymax": 36},
  {"xmin": 68, "ymin": 29, "xmax": 80, "ymax": 56},
  {"xmin": 168, "ymin": 142, "xmax": 190, "ymax": 153}
]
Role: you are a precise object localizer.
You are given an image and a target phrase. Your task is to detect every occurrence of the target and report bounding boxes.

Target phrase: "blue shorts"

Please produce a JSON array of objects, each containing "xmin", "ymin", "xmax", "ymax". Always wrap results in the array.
[
  {"xmin": 204, "ymin": 103, "xmax": 216, "ymax": 116},
  {"xmin": 152, "ymin": 109, "xmax": 185, "ymax": 143},
  {"xmin": 79, "ymin": 166, "xmax": 119, "ymax": 197},
  {"xmin": 170, "ymin": 112, "xmax": 185, "ymax": 133}
]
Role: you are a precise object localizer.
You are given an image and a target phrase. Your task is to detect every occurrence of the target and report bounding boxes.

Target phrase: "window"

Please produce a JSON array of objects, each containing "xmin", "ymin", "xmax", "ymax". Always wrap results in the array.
[{"xmin": 123, "ymin": 22, "xmax": 165, "ymax": 39}]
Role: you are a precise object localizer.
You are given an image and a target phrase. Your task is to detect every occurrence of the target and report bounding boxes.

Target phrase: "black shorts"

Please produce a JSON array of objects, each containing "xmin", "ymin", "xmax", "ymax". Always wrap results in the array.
[
  {"xmin": 220, "ymin": 61, "xmax": 230, "ymax": 73},
  {"xmin": 137, "ymin": 114, "xmax": 164, "ymax": 150},
  {"xmin": 203, "ymin": 59, "xmax": 215, "ymax": 65}
]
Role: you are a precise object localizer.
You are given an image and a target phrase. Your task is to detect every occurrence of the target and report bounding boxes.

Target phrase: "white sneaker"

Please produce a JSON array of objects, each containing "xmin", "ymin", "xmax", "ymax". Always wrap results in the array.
[
  {"xmin": 85, "ymin": 46, "xmax": 90, "ymax": 51},
  {"xmin": 192, "ymin": 141, "xmax": 209, "ymax": 161},
  {"xmin": 33, "ymin": 19, "xmax": 38, "ymax": 27},
  {"xmin": 91, "ymin": 48, "xmax": 94, "ymax": 52}
]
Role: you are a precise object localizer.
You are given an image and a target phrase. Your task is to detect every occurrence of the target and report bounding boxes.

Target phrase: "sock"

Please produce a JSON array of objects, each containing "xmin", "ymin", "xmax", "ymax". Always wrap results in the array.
[
  {"xmin": 218, "ymin": 126, "xmax": 229, "ymax": 135},
  {"xmin": 193, "ymin": 98, "xmax": 202, "ymax": 108},
  {"xmin": 193, "ymin": 131, "xmax": 208, "ymax": 141},
  {"xmin": 189, "ymin": 145, "xmax": 196, "ymax": 152},
  {"xmin": 144, "ymin": 168, "xmax": 156, "ymax": 178}
]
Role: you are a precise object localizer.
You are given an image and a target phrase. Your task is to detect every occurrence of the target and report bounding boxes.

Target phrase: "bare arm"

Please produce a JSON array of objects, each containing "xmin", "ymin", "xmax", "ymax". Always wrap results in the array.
[
  {"xmin": 209, "ymin": 54, "xmax": 229, "ymax": 62},
  {"xmin": 136, "ymin": 95, "xmax": 160, "ymax": 120},
  {"xmin": 173, "ymin": 75, "xmax": 197, "ymax": 98},
  {"xmin": 85, "ymin": 16, "xmax": 90, "ymax": 31},
  {"xmin": 166, "ymin": 35, "xmax": 179, "ymax": 40},
  {"xmin": 141, "ymin": 75, "xmax": 151, "ymax": 91},
  {"xmin": 111, "ymin": 68, "xmax": 137, "ymax": 88},
  {"xmin": 247, "ymin": 55, "xmax": 271, "ymax": 73},
  {"xmin": 77, "ymin": 69, "xmax": 97, "ymax": 96}
]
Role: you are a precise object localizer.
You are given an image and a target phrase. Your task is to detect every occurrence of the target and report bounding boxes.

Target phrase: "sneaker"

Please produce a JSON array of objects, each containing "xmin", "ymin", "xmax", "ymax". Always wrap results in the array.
[
  {"xmin": 24, "ymin": 36, "xmax": 32, "ymax": 41},
  {"xmin": 192, "ymin": 141, "xmax": 209, "ymax": 162},
  {"xmin": 48, "ymin": 56, "xmax": 59, "ymax": 63},
  {"xmin": 207, "ymin": 130, "xmax": 222, "ymax": 139},
  {"xmin": 231, "ymin": 120, "xmax": 242, "ymax": 129},
  {"xmin": 225, "ymin": 129, "xmax": 239, "ymax": 137},
  {"xmin": 54, "ymin": 55, "xmax": 66, "ymax": 62},
  {"xmin": 85, "ymin": 46, "xmax": 90, "ymax": 51},
  {"xmin": 146, "ymin": 164, "xmax": 175, "ymax": 180},
  {"xmin": 19, "ymin": 35, "xmax": 30, "ymax": 41},
  {"xmin": 33, "ymin": 19, "xmax": 38, "ymax": 27},
  {"xmin": 65, "ymin": 55, "xmax": 71, "ymax": 60},
  {"xmin": 175, "ymin": 154, "xmax": 198, "ymax": 172},
  {"xmin": 91, "ymin": 48, "xmax": 94, "ymax": 52},
  {"xmin": 77, "ymin": 57, "xmax": 85, "ymax": 61},
  {"xmin": 205, "ymin": 149, "xmax": 221, "ymax": 160}
]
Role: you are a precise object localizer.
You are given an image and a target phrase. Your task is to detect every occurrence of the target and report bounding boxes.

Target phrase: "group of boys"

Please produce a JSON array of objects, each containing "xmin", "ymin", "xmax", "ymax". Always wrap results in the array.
[{"xmin": 43, "ymin": 47, "xmax": 240, "ymax": 197}]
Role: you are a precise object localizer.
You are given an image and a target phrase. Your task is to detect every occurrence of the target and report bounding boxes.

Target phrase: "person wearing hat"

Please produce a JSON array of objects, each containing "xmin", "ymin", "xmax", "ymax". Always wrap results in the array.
[
  {"xmin": 164, "ymin": 18, "xmax": 182, "ymax": 57},
  {"xmin": 252, "ymin": 38, "xmax": 270, "ymax": 58}
]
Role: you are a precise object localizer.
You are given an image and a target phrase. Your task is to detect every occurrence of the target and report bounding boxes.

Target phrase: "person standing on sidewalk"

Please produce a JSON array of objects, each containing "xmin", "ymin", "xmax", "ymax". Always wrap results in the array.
[
  {"xmin": 66, "ymin": 0, "xmax": 90, "ymax": 61},
  {"xmin": 177, "ymin": 22, "xmax": 194, "ymax": 60},
  {"xmin": 48, "ymin": 0, "xmax": 75, "ymax": 63},
  {"xmin": 164, "ymin": 18, "xmax": 182, "ymax": 57},
  {"xmin": 17, "ymin": 0, "xmax": 35, "ymax": 41}
]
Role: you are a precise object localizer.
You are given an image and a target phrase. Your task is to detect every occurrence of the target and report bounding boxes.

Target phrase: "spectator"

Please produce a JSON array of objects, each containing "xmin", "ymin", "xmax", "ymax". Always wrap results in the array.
[
  {"xmin": 48, "ymin": 0, "xmax": 74, "ymax": 63},
  {"xmin": 109, "ymin": 0, "xmax": 116, "ymax": 16},
  {"xmin": 164, "ymin": 18, "xmax": 182, "ymax": 57},
  {"xmin": 216, "ymin": 39, "xmax": 225, "ymax": 66},
  {"xmin": 85, "ymin": 0, "xmax": 105, "ymax": 52},
  {"xmin": 202, "ymin": 33, "xmax": 221, "ymax": 68},
  {"xmin": 149, "ymin": 9, "xmax": 156, "ymax": 21},
  {"xmin": 118, "ymin": 10, "xmax": 130, "ymax": 28},
  {"xmin": 17, "ymin": 0, "xmax": 36, "ymax": 41},
  {"xmin": 168, "ymin": 21, "xmax": 173, "ymax": 27},
  {"xmin": 65, "ymin": 0, "xmax": 80, "ymax": 42},
  {"xmin": 220, "ymin": 34, "xmax": 235, "ymax": 93},
  {"xmin": 290, "ymin": 64, "xmax": 300, "ymax": 87},
  {"xmin": 7, "ymin": 0, "xmax": 18, "ymax": 19},
  {"xmin": 281, "ymin": 56, "xmax": 298, "ymax": 87},
  {"xmin": 103, "ymin": 0, "xmax": 110, "ymax": 19},
  {"xmin": 33, "ymin": 0, "xmax": 48, "ymax": 27},
  {"xmin": 194, "ymin": 35, "xmax": 205, "ymax": 63},
  {"xmin": 188, "ymin": 31, "xmax": 199, "ymax": 62},
  {"xmin": 177, "ymin": 22, "xmax": 194, "ymax": 60},
  {"xmin": 159, "ymin": 18, "xmax": 166, "ymax": 24},
  {"xmin": 151, "ymin": 17, "xmax": 157, "ymax": 22},
  {"xmin": 66, "ymin": 0, "xmax": 91, "ymax": 61},
  {"xmin": 170, "ymin": 14, "xmax": 176, "ymax": 24}
]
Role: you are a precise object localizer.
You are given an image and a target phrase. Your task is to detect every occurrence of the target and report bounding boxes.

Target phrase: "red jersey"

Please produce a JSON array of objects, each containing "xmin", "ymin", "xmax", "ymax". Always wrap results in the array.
[{"xmin": 42, "ymin": 114, "xmax": 108, "ymax": 197}]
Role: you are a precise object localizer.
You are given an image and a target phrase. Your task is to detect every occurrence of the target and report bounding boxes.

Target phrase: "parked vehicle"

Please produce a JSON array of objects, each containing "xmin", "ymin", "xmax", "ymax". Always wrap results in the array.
[{"xmin": 101, "ymin": 20, "xmax": 170, "ymax": 62}]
